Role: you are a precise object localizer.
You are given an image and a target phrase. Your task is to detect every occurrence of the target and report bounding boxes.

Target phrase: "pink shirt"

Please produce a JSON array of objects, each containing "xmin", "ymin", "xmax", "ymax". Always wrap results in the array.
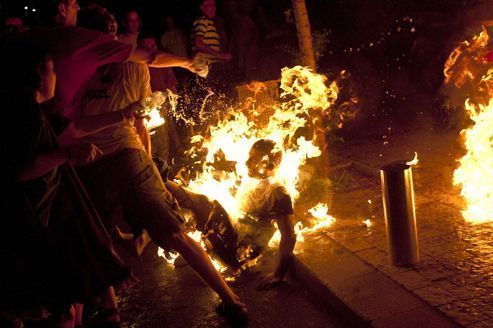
[{"xmin": 23, "ymin": 27, "xmax": 133, "ymax": 118}]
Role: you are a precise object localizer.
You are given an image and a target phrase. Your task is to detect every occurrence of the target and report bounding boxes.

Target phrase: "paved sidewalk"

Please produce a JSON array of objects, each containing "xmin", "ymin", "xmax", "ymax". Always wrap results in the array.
[{"xmin": 299, "ymin": 125, "xmax": 493, "ymax": 327}]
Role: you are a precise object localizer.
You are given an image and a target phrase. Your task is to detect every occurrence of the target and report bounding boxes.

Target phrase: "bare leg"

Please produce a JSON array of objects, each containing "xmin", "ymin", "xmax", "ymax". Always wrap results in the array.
[
  {"xmin": 55, "ymin": 305, "xmax": 75, "ymax": 328},
  {"xmin": 164, "ymin": 232, "xmax": 245, "ymax": 309},
  {"xmin": 73, "ymin": 304, "xmax": 83, "ymax": 327},
  {"xmin": 101, "ymin": 287, "xmax": 120, "ymax": 323}
]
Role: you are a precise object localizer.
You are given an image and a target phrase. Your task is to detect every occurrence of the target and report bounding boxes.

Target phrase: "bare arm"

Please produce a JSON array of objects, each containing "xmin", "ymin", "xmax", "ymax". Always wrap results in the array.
[
  {"xmin": 258, "ymin": 213, "xmax": 296, "ymax": 290},
  {"xmin": 273, "ymin": 214, "xmax": 296, "ymax": 279},
  {"xmin": 17, "ymin": 148, "xmax": 68, "ymax": 181},
  {"xmin": 17, "ymin": 144, "xmax": 102, "ymax": 181},
  {"xmin": 134, "ymin": 118, "xmax": 152, "ymax": 155},
  {"xmin": 151, "ymin": 52, "xmax": 195, "ymax": 70},
  {"xmin": 129, "ymin": 46, "xmax": 195, "ymax": 71}
]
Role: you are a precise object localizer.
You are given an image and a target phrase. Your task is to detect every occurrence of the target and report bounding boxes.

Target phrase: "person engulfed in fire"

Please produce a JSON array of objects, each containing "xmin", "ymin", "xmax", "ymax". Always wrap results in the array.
[
  {"xmin": 154, "ymin": 139, "xmax": 297, "ymax": 290},
  {"xmin": 239, "ymin": 139, "xmax": 297, "ymax": 289}
]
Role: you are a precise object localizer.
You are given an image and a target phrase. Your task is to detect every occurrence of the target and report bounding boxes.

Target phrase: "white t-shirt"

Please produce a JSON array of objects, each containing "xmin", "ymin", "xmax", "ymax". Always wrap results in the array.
[{"xmin": 77, "ymin": 62, "xmax": 151, "ymax": 157}]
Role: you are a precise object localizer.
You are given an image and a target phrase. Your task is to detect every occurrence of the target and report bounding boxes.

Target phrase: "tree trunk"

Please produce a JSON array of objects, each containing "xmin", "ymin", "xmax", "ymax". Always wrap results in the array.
[{"xmin": 291, "ymin": 0, "xmax": 316, "ymax": 70}]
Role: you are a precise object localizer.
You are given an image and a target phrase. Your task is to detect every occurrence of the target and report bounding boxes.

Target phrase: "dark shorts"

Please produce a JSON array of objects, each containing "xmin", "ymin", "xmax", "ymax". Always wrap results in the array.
[{"xmin": 77, "ymin": 148, "xmax": 184, "ymax": 246}]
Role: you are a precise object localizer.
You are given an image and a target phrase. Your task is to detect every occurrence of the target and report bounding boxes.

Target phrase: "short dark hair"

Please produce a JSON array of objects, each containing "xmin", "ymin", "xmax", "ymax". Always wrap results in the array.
[
  {"xmin": 137, "ymin": 30, "xmax": 157, "ymax": 44},
  {"xmin": 39, "ymin": 0, "xmax": 67, "ymax": 25},
  {"xmin": 78, "ymin": 7, "xmax": 112, "ymax": 33}
]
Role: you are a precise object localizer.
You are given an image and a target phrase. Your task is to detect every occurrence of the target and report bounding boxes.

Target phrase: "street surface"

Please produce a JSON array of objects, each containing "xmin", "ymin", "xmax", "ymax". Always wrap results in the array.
[{"xmin": 117, "ymin": 244, "xmax": 345, "ymax": 328}]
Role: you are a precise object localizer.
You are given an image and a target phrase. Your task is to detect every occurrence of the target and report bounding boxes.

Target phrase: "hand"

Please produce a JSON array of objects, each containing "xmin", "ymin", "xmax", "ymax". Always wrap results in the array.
[
  {"xmin": 122, "ymin": 101, "xmax": 141, "ymax": 121},
  {"xmin": 257, "ymin": 273, "xmax": 283, "ymax": 290},
  {"xmin": 183, "ymin": 57, "xmax": 198, "ymax": 73},
  {"xmin": 67, "ymin": 143, "xmax": 103, "ymax": 164}
]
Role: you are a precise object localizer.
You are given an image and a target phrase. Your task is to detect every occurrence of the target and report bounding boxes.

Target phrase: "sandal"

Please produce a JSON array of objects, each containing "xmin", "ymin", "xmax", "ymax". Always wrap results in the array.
[
  {"xmin": 88, "ymin": 308, "xmax": 120, "ymax": 328},
  {"xmin": 215, "ymin": 302, "xmax": 248, "ymax": 324}
]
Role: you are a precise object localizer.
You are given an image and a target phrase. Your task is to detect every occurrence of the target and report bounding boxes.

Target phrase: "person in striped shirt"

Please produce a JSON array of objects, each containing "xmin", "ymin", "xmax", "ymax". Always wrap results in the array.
[{"xmin": 192, "ymin": 0, "xmax": 231, "ymax": 62}]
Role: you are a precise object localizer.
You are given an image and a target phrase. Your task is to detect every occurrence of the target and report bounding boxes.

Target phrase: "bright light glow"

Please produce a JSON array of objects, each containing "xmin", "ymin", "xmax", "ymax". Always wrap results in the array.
[
  {"xmin": 158, "ymin": 66, "xmax": 350, "ymax": 272},
  {"xmin": 406, "ymin": 152, "xmax": 419, "ymax": 166},
  {"xmin": 445, "ymin": 26, "xmax": 493, "ymax": 223},
  {"xmin": 363, "ymin": 218, "xmax": 373, "ymax": 228}
]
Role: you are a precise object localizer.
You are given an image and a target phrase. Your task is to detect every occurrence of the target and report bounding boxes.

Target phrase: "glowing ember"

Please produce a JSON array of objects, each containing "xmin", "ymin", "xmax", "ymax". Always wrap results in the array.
[
  {"xmin": 363, "ymin": 218, "xmax": 373, "ymax": 228},
  {"xmin": 307, "ymin": 203, "xmax": 336, "ymax": 230},
  {"xmin": 140, "ymin": 90, "xmax": 180, "ymax": 130},
  {"xmin": 406, "ymin": 152, "xmax": 419, "ymax": 166},
  {"xmin": 157, "ymin": 247, "xmax": 179, "ymax": 265},
  {"xmin": 145, "ymin": 108, "xmax": 165, "ymax": 130},
  {"xmin": 158, "ymin": 230, "xmax": 230, "ymax": 274},
  {"xmin": 267, "ymin": 203, "xmax": 335, "ymax": 251}
]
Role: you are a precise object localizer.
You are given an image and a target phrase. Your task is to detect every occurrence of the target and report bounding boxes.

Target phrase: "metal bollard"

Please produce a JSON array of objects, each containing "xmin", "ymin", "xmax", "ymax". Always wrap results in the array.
[{"xmin": 380, "ymin": 161, "xmax": 419, "ymax": 267}]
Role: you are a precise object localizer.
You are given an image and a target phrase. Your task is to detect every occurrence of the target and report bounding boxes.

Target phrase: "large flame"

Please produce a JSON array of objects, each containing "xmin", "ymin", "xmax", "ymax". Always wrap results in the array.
[
  {"xmin": 453, "ymin": 99, "xmax": 493, "ymax": 223},
  {"xmin": 179, "ymin": 66, "xmax": 340, "ymax": 222},
  {"xmin": 443, "ymin": 27, "xmax": 489, "ymax": 89},
  {"xmin": 159, "ymin": 66, "xmax": 347, "ymax": 271},
  {"xmin": 446, "ymin": 27, "xmax": 493, "ymax": 223}
]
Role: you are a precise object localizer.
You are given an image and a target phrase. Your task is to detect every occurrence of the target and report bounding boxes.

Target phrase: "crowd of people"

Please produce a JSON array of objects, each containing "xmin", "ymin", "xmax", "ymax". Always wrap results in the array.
[{"xmin": 0, "ymin": 1, "xmax": 296, "ymax": 327}]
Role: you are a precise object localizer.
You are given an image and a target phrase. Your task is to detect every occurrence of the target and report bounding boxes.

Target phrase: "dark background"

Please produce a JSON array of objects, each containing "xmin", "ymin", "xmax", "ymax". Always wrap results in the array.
[{"xmin": 2, "ymin": 0, "xmax": 492, "ymax": 135}]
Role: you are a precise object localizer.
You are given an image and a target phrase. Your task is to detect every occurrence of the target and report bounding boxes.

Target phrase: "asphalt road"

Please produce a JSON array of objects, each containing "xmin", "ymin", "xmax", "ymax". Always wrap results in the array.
[{"xmin": 116, "ymin": 244, "xmax": 346, "ymax": 328}]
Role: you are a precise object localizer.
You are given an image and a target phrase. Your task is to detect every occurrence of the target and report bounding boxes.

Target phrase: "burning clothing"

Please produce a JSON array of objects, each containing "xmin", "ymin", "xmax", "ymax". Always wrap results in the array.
[
  {"xmin": 238, "ymin": 180, "xmax": 294, "ymax": 253},
  {"xmin": 1, "ymin": 111, "xmax": 129, "ymax": 312},
  {"xmin": 240, "ymin": 179, "xmax": 294, "ymax": 219}
]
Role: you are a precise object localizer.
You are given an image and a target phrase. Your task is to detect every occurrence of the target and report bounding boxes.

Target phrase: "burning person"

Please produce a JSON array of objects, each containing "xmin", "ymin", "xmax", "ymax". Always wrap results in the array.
[
  {"xmin": 149, "ymin": 139, "xmax": 297, "ymax": 290},
  {"xmin": 239, "ymin": 139, "xmax": 297, "ymax": 289}
]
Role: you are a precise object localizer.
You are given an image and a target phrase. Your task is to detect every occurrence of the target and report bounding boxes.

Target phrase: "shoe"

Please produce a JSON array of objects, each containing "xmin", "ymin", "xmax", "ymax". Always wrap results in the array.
[{"xmin": 215, "ymin": 302, "xmax": 248, "ymax": 324}]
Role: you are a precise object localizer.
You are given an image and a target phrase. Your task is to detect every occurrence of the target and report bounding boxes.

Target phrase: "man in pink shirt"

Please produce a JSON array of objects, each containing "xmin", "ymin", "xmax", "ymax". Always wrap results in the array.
[{"xmin": 30, "ymin": 0, "xmax": 195, "ymax": 120}]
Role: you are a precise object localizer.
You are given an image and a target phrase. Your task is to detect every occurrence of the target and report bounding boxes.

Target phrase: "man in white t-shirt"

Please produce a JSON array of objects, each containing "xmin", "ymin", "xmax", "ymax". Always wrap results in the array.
[{"xmin": 74, "ymin": 8, "xmax": 248, "ymax": 320}]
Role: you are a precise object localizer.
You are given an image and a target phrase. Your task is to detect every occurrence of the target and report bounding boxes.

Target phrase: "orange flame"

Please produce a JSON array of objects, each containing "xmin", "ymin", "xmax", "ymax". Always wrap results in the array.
[{"xmin": 447, "ymin": 27, "xmax": 493, "ymax": 223}]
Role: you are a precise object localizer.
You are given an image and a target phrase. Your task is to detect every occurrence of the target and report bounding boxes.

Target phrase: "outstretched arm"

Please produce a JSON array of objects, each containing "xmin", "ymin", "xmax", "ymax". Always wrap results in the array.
[
  {"xmin": 258, "ymin": 214, "xmax": 296, "ymax": 290},
  {"xmin": 129, "ymin": 47, "xmax": 195, "ymax": 71},
  {"xmin": 17, "ymin": 144, "xmax": 102, "ymax": 181}
]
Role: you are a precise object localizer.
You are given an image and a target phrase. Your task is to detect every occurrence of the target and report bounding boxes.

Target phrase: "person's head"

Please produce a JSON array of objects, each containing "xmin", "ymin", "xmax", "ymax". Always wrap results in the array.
[
  {"xmin": 4, "ymin": 17, "xmax": 24, "ymax": 30},
  {"xmin": 0, "ymin": 41, "xmax": 55, "ymax": 105},
  {"xmin": 164, "ymin": 16, "xmax": 175, "ymax": 31},
  {"xmin": 138, "ymin": 32, "xmax": 158, "ymax": 52},
  {"xmin": 122, "ymin": 9, "xmax": 141, "ymax": 35},
  {"xmin": 47, "ymin": 0, "xmax": 80, "ymax": 27},
  {"xmin": 200, "ymin": 0, "xmax": 216, "ymax": 18},
  {"xmin": 78, "ymin": 6, "xmax": 118, "ymax": 37},
  {"xmin": 246, "ymin": 139, "xmax": 282, "ymax": 179}
]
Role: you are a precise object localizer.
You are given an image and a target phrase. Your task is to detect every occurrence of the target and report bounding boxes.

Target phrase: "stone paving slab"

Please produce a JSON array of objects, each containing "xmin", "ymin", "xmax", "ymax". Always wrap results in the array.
[
  {"xmin": 293, "ymin": 232, "xmax": 459, "ymax": 328},
  {"xmin": 316, "ymin": 128, "xmax": 493, "ymax": 327}
]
